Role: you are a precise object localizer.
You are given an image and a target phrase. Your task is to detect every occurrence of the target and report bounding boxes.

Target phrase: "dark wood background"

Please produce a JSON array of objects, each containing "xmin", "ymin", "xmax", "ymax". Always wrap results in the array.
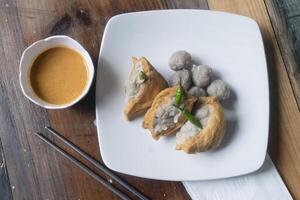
[{"xmin": 1, "ymin": 0, "xmax": 300, "ymax": 199}]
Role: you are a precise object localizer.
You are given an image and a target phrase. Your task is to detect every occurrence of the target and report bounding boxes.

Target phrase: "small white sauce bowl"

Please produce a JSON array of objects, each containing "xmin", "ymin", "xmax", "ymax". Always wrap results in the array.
[{"xmin": 19, "ymin": 35, "xmax": 95, "ymax": 109}]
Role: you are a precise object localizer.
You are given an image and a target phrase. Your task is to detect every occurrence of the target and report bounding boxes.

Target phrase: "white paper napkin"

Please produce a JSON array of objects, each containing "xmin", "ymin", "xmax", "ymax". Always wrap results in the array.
[{"xmin": 183, "ymin": 154, "xmax": 293, "ymax": 200}]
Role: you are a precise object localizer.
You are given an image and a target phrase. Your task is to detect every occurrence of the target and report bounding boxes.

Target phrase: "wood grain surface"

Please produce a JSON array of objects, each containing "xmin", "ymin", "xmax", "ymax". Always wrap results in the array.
[
  {"xmin": 0, "ymin": 138, "xmax": 12, "ymax": 200},
  {"xmin": 0, "ymin": 0, "xmax": 300, "ymax": 200},
  {"xmin": 265, "ymin": 0, "xmax": 300, "ymax": 110}
]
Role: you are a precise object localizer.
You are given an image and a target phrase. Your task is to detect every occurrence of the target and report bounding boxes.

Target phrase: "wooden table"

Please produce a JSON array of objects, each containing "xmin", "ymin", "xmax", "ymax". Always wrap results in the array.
[{"xmin": 1, "ymin": 0, "xmax": 300, "ymax": 199}]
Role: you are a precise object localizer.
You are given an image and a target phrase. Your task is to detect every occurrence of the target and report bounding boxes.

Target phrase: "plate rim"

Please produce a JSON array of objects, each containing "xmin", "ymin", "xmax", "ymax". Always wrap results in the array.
[{"xmin": 95, "ymin": 9, "xmax": 270, "ymax": 181}]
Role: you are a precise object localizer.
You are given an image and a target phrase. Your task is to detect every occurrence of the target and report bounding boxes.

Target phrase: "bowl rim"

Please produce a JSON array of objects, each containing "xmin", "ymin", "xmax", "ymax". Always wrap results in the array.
[{"xmin": 19, "ymin": 35, "xmax": 95, "ymax": 109}]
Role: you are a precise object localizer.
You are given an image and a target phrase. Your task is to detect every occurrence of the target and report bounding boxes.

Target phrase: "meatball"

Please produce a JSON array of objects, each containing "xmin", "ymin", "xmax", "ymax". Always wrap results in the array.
[
  {"xmin": 188, "ymin": 86, "xmax": 207, "ymax": 97},
  {"xmin": 191, "ymin": 64, "xmax": 212, "ymax": 87},
  {"xmin": 169, "ymin": 69, "xmax": 192, "ymax": 90},
  {"xmin": 207, "ymin": 80, "xmax": 230, "ymax": 100},
  {"xmin": 168, "ymin": 50, "xmax": 192, "ymax": 71}
]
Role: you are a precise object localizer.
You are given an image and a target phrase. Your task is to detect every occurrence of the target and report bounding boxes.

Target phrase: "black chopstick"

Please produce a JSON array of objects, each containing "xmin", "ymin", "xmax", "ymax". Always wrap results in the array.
[
  {"xmin": 34, "ymin": 132, "xmax": 130, "ymax": 200},
  {"xmin": 44, "ymin": 127, "xmax": 149, "ymax": 200}
]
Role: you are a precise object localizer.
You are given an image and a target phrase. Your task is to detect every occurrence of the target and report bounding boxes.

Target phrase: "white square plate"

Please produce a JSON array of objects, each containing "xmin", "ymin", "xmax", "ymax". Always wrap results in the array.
[{"xmin": 95, "ymin": 10, "xmax": 269, "ymax": 181}]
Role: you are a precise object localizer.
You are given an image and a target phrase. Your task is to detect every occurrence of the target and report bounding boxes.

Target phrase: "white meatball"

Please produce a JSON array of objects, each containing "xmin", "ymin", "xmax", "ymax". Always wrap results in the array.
[
  {"xmin": 169, "ymin": 69, "xmax": 192, "ymax": 90},
  {"xmin": 191, "ymin": 64, "xmax": 212, "ymax": 87},
  {"xmin": 207, "ymin": 80, "xmax": 230, "ymax": 100},
  {"xmin": 168, "ymin": 50, "xmax": 192, "ymax": 71},
  {"xmin": 188, "ymin": 86, "xmax": 207, "ymax": 97}
]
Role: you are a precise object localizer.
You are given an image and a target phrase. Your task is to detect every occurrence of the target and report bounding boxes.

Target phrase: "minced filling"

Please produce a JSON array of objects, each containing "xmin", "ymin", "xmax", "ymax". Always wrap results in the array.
[
  {"xmin": 176, "ymin": 104, "xmax": 211, "ymax": 145},
  {"xmin": 125, "ymin": 62, "xmax": 145, "ymax": 101},
  {"xmin": 152, "ymin": 97, "xmax": 182, "ymax": 133}
]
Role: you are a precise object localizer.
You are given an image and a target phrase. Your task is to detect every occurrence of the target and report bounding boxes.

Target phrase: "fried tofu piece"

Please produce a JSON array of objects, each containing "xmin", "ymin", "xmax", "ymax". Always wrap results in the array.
[
  {"xmin": 124, "ymin": 57, "xmax": 168, "ymax": 120},
  {"xmin": 143, "ymin": 87, "xmax": 197, "ymax": 140}
]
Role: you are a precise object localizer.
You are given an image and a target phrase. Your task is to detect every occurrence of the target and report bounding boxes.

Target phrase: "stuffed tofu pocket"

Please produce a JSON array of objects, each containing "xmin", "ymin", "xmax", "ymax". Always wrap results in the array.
[{"xmin": 124, "ymin": 57, "xmax": 168, "ymax": 120}]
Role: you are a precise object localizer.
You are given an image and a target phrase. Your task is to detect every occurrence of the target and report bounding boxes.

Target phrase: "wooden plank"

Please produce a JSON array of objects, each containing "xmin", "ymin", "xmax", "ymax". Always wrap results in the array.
[
  {"xmin": 265, "ymin": 0, "xmax": 300, "ymax": 110},
  {"xmin": 207, "ymin": 0, "xmax": 300, "ymax": 199},
  {"xmin": 0, "ymin": 138, "xmax": 12, "ymax": 200},
  {"xmin": 0, "ymin": 0, "xmax": 208, "ymax": 199},
  {"xmin": 0, "ymin": 1, "xmax": 72, "ymax": 199}
]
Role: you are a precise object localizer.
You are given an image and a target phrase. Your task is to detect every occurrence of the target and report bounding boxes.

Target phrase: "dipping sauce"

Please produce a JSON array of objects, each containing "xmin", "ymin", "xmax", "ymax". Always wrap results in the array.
[{"xmin": 30, "ymin": 47, "xmax": 88, "ymax": 105}]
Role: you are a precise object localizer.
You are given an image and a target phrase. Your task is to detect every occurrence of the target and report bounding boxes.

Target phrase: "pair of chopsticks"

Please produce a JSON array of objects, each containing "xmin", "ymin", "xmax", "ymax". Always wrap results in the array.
[{"xmin": 34, "ymin": 127, "xmax": 148, "ymax": 200}]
